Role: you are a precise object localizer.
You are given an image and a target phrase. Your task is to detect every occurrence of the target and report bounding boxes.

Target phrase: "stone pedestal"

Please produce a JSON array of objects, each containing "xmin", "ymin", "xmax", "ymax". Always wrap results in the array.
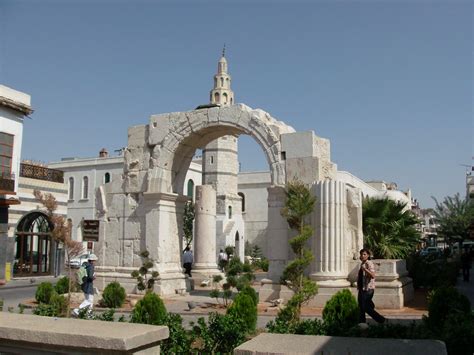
[{"xmin": 193, "ymin": 185, "xmax": 220, "ymax": 277}]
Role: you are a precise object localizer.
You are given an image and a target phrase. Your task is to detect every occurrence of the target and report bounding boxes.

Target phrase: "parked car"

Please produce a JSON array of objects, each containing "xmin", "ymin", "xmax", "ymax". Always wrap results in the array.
[
  {"xmin": 67, "ymin": 253, "xmax": 90, "ymax": 268},
  {"xmin": 420, "ymin": 247, "xmax": 442, "ymax": 257}
]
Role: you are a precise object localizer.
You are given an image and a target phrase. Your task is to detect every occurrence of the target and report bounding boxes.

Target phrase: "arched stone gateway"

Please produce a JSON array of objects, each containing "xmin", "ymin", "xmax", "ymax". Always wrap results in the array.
[{"xmin": 94, "ymin": 103, "xmax": 413, "ymax": 309}]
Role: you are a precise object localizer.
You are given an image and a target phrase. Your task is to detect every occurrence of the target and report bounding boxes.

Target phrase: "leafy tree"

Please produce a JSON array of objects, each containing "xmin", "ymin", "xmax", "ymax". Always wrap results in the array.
[
  {"xmin": 131, "ymin": 250, "xmax": 160, "ymax": 293},
  {"xmin": 183, "ymin": 201, "xmax": 194, "ymax": 251},
  {"xmin": 432, "ymin": 193, "xmax": 474, "ymax": 244},
  {"xmin": 34, "ymin": 190, "xmax": 83, "ymax": 317},
  {"xmin": 279, "ymin": 180, "xmax": 318, "ymax": 325},
  {"xmin": 362, "ymin": 197, "xmax": 420, "ymax": 259}
]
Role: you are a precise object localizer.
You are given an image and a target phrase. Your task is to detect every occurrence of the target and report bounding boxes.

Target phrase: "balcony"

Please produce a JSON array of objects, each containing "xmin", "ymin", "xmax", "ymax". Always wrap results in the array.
[
  {"xmin": 0, "ymin": 172, "xmax": 15, "ymax": 194},
  {"xmin": 20, "ymin": 163, "xmax": 64, "ymax": 183}
]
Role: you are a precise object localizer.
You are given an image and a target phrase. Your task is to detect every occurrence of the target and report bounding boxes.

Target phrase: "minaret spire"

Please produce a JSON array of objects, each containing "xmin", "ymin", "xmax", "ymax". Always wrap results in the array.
[{"xmin": 210, "ymin": 47, "xmax": 234, "ymax": 106}]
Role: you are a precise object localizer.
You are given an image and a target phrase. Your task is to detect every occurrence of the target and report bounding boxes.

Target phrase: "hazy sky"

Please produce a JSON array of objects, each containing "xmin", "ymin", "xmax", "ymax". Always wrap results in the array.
[{"xmin": 1, "ymin": 0, "xmax": 472, "ymax": 208}]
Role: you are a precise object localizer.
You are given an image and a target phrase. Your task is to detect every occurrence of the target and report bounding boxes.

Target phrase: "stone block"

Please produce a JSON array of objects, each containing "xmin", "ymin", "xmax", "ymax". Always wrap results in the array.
[
  {"xmin": 124, "ymin": 170, "xmax": 148, "ymax": 193},
  {"xmin": 285, "ymin": 157, "xmax": 320, "ymax": 185},
  {"xmin": 0, "ymin": 312, "xmax": 168, "ymax": 354},
  {"xmin": 149, "ymin": 113, "xmax": 170, "ymax": 145},
  {"xmin": 127, "ymin": 125, "xmax": 148, "ymax": 148},
  {"xmin": 281, "ymin": 131, "xmax": 317, "ymax": 159},
  {"xmin": 234, "ymin": 333, "xmax": 447, "ymax": 355}
]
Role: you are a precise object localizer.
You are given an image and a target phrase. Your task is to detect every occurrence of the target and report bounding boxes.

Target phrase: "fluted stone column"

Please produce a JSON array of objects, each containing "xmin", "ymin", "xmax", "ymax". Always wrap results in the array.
[
  {"xmin": 311, "ymin": 180, "xmax": 350, "ymax": 287},
  {"xmin": 193, "ymin": 185, "xmax": 219, "ymax": 273}
]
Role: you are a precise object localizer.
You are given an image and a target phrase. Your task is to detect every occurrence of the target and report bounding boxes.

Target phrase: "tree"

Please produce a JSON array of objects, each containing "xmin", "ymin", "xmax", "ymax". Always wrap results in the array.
[
  {"xmin": 278, "ymin": 180, "xmax": 318, "ymax": 325},
  {"xmin": 183, "ymin": 201, "xmax": 194, "ymax": 251},
  {"xmin": 34, "ymin": 190, "xmax": 83, "ymax": 317},
  {"xmin": 432, "ymin": 193, "xmax": 474, "ymax": 244},
  {"xmin": 362, "ymin": 197, "xmax": 420, "ymax": 259}
]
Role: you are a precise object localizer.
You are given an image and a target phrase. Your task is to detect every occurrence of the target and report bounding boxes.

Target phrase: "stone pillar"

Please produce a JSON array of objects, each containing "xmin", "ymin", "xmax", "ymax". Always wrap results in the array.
[
  {"xmin": 260, "ymin": 186, "xmax": 288, "ymax": 301},
  {"xmin": 193, "ymin": 185, "xmax": 219, "ymax": 273},
  {"xmin": 311, "ymin": 180, "xmax": 350, "ymax": 287}
]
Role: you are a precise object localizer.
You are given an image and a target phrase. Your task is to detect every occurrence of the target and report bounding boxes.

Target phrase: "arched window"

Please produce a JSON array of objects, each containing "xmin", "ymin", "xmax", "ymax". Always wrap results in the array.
[
  {"xmin": 187, "ymin": 179, "xmax": 195, "ymax": 199},
  {"xmin": 238, "ymin": 192, "xmax": 245, "ymax": 212},
  {"xmin": 104, "ymin": 172, "xmax": 111, "ymax": 183},
  {"xmin": 214, "ymin": 92, "xmax": 220, "ymax": 103},
  {"xmin": 226, "ymin": 78, "xmax": 229, "ymax": 87},
  {"xmin": 228, "ymin": 205, "xmax": 232, "ymax": 219},
  {"xmin": 223, "ymin": 93, "xmax": 228, "ymax": 104},
  {"xmin": 14, "ymin": 212, "xmax": 53, "ymax": 276},
  {"xmin": 210, "ymin": 155, "xmax": 214, "ymax": 164},
  {"xmin": 220, "ymin": 77, "xmax": 224, "ymax": 86},
  {"xmin": 214, "ymin": 78, "xmax": 217, "ymax": 87},
  {"xmin": 230, "ymin": 98, "xmax": 233, "ymax": 105},
  {"xmin": 82, "ymin": 176, "xmax": 89, "ymax": 199},
  {"xmin": 68, "ymin": 177, "xmax": 74, "ymax": 200}
]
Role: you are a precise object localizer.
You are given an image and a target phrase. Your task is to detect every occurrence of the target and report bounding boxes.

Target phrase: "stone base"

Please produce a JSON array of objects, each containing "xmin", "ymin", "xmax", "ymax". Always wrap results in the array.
[
  {"xmin": 95, "ymin": 266, "xmax": 188, "ymax": 296},
  {"xmin": 192, "ymin": 269, "xmax": 223, "ymax": 288},
  {"xmin": 259, "ymin": 277, "xmax": 414, "ymax": 309}
]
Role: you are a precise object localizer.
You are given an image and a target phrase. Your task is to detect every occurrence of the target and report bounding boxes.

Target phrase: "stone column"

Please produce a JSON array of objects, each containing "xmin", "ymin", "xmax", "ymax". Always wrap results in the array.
[
  {"xmin": 260, "ymin": 186, "xmax": 288, "ymax": 301},
  {"xmin": 311, "ymin": 180, "xmax": 350, "ymax": 287},
  {"xmin": 193, "ymin": 185, "xmax": 219, "ymax": 273}
]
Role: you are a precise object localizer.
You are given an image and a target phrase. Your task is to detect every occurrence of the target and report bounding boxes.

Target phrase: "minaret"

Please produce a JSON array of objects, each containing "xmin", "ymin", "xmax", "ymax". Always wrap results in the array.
[
  {"xmin": 209, "ymin": 45, "xmax": 234, "ymax": 106},
  {"xmin": 202, "ymin": 48, "xmax": 244, "ymax": 261}
]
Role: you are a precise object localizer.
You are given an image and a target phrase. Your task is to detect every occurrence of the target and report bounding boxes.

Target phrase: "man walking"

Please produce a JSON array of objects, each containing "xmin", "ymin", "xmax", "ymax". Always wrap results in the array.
[
  {"xmin": 357, "ymin": 248, "xmax": 386, "ymax": 324},
  {"xmin": 73, "ymin": 254, "xmax": 98, "ymax": 317},
  {"xmin": 183, "ymin": 247, "xmax": 193, "ymax": 277}
]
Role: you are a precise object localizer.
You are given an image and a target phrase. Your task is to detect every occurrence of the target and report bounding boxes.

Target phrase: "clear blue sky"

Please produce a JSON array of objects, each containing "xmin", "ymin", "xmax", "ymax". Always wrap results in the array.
[{"xmin": 1, "ymin": 0, "xmax": 472, "ymax": 208}]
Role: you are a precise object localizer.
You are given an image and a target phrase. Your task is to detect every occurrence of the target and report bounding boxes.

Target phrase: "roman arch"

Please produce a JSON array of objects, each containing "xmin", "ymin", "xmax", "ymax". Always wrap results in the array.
[{"xmin": 94, "ymin": 103, "xmax": 359, "ymax": 298}]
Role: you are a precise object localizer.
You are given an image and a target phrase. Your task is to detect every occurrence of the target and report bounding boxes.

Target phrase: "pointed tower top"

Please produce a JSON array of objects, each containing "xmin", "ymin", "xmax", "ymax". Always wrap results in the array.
[
  {"xmin": 210, "ymin": 47, "xmax": 234, "ymax": 106},
  {"xmin": 222, "ymin": 43, "xmax": 226, "ymax": 57}
]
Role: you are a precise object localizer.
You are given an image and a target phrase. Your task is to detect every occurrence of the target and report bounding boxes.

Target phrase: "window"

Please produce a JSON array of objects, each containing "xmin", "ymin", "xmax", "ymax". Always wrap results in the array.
[
  {"xmin": 82, "ymin": 176, "xmax": 89, "ymax": 199},
  {"xmin": 68, "ymin": 177, "xmax": 74, "ymax": 200},
  {"xmin": 228, "ymin": 205, "xmax": 232, "ymax": 219},
  {"xmin": 187, "ymin": 179, "xmax": 195, "ymax": 199},
  {"xmin": 238, "ymin": 192, "xmax": 245, "ymax": 212},
  {"xmin": 104, "ymin": 172, "xmax": 111, "ymax": 183},
  {"xmin": 0, "ymin": 132, "xmax": 13, "ymax": 178},
  {"xmin": 223, "ymin": 93, "xmax": 228, "ymax": 104},
  {"xmin": 220, "ymin": 77, "xmax": 224, "ymax": 86},
  {"xmin": 210, "ymin": 156, "xmax": 214, "ymax": 164},
  {"xmin": 214, "ymin": 92, "xmax": 220, "ymax": 103}
]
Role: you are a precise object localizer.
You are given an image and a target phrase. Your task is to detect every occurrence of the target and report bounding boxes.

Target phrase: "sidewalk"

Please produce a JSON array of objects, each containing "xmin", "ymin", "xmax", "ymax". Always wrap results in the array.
[{"xmin": 0, "ymin": 275, "xmax": 59, "ymax": 290}]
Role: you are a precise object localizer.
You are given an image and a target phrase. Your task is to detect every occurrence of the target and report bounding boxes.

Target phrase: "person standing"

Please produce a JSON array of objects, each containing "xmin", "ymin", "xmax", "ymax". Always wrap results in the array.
[
  {"xmin": 218, "ymin": 249, "xmax": 228, "ymax": 271},
  {"xmin": 461, "ymin": 247, "xmax": 471, "ymax": 282},
  {"xmin": 357, "ymin": 248, "xmax": 386, "ymax": 324},
  {"xmin": 73, "ymin": 254, "xmax": 98, "ymax": 317},
  {"xmin": 183, "ymin": 247, "xmax": 194, "ymax": 277}
]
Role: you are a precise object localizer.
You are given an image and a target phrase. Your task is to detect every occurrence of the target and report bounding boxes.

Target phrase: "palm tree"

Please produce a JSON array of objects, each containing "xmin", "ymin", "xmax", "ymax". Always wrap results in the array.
[
  {"xmin": 362, "ymin": 197, "xmax": 420, "ymax": 259},
  {"xmin": 432, "ymin": 193, "xmax": 474, "ymax": 245}
]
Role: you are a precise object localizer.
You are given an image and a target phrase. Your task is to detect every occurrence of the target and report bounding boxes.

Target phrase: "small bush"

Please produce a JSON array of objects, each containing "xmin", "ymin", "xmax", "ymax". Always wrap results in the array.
[
  {"xmin": 102, "ymin": 281, "xmax": 126, "ymax": 308},
  {"xmin": 34, "ymin": 292, "xmax": 67, "ymax": 317},
  {"xmin": 55, "ymin": 276, "xmax": 70, "ymax": 295},
  {"xmin": 293, "ymin": 318, "xmax": 325, "ymax": 335},
  {"xmin": 161, "ymin": 313, "xmax": 192, "ymax": 354},
  {"xmin": 240, "ymin": 285, "xmax": 258, "ymax": 306},
  {"xmin": 35, "ymin": 282, "xmax": 55, "ymax": 304},
  {"xmin": 322, "ymin": 289, "xmax": 359, "ymax": 335},
  {"xmin": 191, "ymin": 313, "xmax": 247, "ymax": 354},
  {"xmin": 227, "ymin": 292, "xmax": 257, "ymax": 333},
  {"xmin": 130, "ymin": 292, "xmax": 167, "ymax": 325},
  {"xmin": 442, "ymin": 313, "xmax": 474, "ymax": 355},
  {"xmin": 427, "ymin": 286, "xmax": 471, "ymax": 330}
]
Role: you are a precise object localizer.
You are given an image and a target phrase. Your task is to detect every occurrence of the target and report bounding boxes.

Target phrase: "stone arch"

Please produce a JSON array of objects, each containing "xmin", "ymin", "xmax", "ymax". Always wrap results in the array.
[{"xmin": 148, "ymin": 104, "xmax": 295, "ymax": 195}]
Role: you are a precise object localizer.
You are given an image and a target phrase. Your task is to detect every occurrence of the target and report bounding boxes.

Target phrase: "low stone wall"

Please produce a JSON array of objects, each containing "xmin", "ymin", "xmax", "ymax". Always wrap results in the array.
[
  {"xmin": 234, "ymin": 333, "xmax": 447, "ymax": 355},
  {"xmin": 0, "ymin": 312, "xmax": 168, "ymax": 354}
]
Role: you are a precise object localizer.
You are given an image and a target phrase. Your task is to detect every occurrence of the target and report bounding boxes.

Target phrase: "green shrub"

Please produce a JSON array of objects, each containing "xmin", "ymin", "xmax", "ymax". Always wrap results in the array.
[
  {"xmin": 102, "ymin": 281, "xmax": 126, "ymax": 308},
  {"xmin": 35, "ymin": 282, "xmax": 55, "ymax": 304},
  {"xmin": 293, "ymin": 318, "xmax": 325, "ymax": 335},
  {"xmin": 34, "ymin": 292, "xmax": 67, "ymax": 317},
  {"xmin": 322, "ymin": 289, "xmax": 359, "ymax": 335},
  {"xmin": 240, "ymin": 285, "xmax": 258, "ymax": 306},
  {"xmin": 227, "ymin": 292, "xmax": 257, "ymax": 332},
  {"xmin": 427, "ymin": 286, "xmax": 471, "ymax": 330},
  {"xmin": 130, "ymin": 292, "xmax": 167, "ymax": 325},
  {"xmin": 442, "ymin": 313, "xmax": 474, "ymax": 355},
  {"xmin": 407, "ymin": 253, "xmax": 459, "ymax": 289},
  {"xmin": 191, "ymin": 313, "xmax": 247, "ymax": 354},
  {"xmin": 160, "ymin": 313, "xmax": 192, "ymax": 354},
  {"xmin": 55, "ymin": 276, "xmax": 69, "ymax": 295}
]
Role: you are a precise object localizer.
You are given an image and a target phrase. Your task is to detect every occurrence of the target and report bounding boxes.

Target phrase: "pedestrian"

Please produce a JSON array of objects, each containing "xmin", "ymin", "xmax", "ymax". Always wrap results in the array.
[
  {"xmin": 183, "ymin": 247, "xmax": 193, "ymax": 277},
  {"xmin": 218, "ymin": 249, "xmax": 228, "ymax": 271},
  {"xmin": 461, "ymin": 247, "xmax": 471, "ymax": 282},
  {"xmin": 357, "ymin": 248, "xmax": 386, "ymax": 324},
  {"xmin": 73, "ymin": 253, "xmax": 98, "ymax": 317}
]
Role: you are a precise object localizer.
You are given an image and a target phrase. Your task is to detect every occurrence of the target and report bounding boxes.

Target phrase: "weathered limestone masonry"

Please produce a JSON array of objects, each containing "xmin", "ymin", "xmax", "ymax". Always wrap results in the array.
[{"xmin": 94, "ymin": 103, "xmax": 413, "ymax": 308}]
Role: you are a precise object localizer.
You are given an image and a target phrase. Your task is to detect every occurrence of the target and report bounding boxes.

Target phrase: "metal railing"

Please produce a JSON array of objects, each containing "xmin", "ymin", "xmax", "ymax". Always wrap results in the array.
[
  {"xmin": 0, "ymin": 172, "xmax": 15, "ymax": 192},
  {"xmin": 20, "ymin": 163, "xmax": 64, "ymax": 183}
]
